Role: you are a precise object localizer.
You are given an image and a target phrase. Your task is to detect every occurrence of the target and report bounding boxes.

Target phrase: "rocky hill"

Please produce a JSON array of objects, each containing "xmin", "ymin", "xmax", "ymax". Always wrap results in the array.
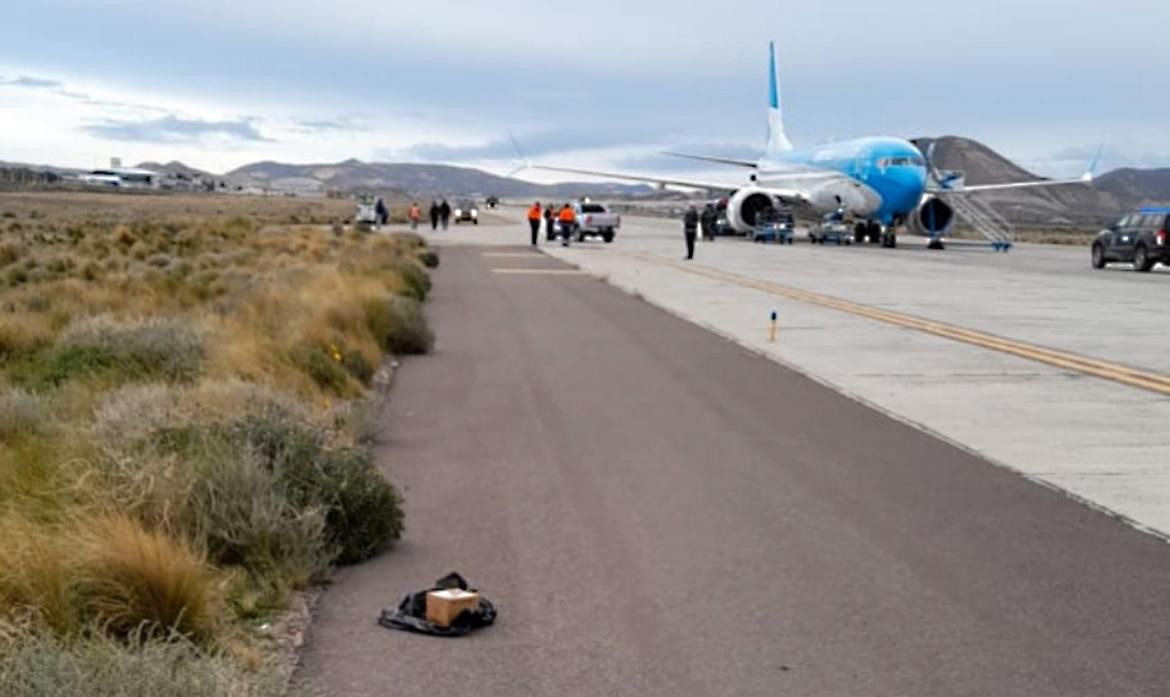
[
  {"xmin": 225, "ymin": 159, "xmax": 650, "ymax": 198},
  {"xmin": 914, "ymin": 137, "xmax": 1168, "ymax": 226}
]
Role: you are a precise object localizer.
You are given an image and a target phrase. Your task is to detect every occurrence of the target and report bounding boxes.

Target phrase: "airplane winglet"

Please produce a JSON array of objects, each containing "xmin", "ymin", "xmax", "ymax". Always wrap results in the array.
[
  {"xmin": 1081, "ymin": 146, "xmax": 1103, "ymax": 183},
  {"xmin": 506, "ymin": 130, "xmax": 532, "ymax": 177}
]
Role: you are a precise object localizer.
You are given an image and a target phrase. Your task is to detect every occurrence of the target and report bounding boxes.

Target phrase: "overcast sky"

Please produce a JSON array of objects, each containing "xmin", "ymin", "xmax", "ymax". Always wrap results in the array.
[{"xmin": 2, "ymin": 0, "xmax": 1168, "ymax": 180}]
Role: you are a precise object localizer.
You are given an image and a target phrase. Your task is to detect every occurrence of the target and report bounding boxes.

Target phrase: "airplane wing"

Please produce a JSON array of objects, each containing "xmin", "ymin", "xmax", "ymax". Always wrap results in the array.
[
  {"xmin": 532, "ymin": 164, "xmax": 749, "ymax": 192},
  {"xmin": 926, "ymin": 147, "xmax": 1098, "ymax": 195},
  {"xmin": 532, "ymin": 163, "xmax": 813, "ymax": 205},
  {"xmin": 934, "ymin": 172, "xmax": 1093, "ymax": 194},
  {"xmin": 661, "ymin": 151, "xmax": 761, "ymax": 168}
]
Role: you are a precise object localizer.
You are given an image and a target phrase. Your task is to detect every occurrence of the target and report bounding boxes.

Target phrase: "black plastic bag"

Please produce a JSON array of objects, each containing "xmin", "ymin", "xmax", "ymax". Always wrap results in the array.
[{"xmin": 378, "ymin": 572, "xmax": 497, "ymax": 637}]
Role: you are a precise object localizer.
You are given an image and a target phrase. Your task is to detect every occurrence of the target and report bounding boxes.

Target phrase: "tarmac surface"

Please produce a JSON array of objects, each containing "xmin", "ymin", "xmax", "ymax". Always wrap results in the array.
[
  {"xmin": 298, "ymin": 242, "xmax": 1170, "ymax": 697},
  {"xmin": 526, "ymin": 213, "xmax": 1170, "ymax": 538}
]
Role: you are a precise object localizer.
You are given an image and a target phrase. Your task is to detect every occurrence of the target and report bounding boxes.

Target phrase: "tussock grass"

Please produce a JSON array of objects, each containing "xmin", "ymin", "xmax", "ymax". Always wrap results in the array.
[
  {"xmin": 0, "ymin": 196, "xmax": 434, "ymax": 681},
  {"xmin": 79, "ymin": 514, "xmax": 218, "ymax": 641},
  {"xmin": 0, "ymin": 620, "xmax": 285, "ymax": 697},
  {"xmin": 0, "ymin": 514, "xmax": 217, "ymax": 640}
]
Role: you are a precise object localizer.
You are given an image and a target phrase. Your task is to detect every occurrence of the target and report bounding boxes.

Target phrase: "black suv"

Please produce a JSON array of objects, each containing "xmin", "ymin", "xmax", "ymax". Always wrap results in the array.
[{"xmin": 1091, "ymin": 208, "xmax": 1169, "ymax": 272}]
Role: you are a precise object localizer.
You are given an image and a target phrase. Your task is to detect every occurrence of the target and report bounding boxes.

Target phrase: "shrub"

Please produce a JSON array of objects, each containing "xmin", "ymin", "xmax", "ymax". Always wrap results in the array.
[
  {"xmin": 79, "ymin": 515, "xmax": 218, "ymax": 641},
  {"xmin": 415, "ymin": 248, "xmax": 440, "ymax": 269},
  {"xmin": 310, "ymin": 447, "xmax": 404, "ymax": 564},
  {"xmin": 229, "ymin": 408, "xmax": 403, "ymax": 565},
  {"xmin": 33, "ymin": 316, "xmax": 204, "ymax": 385},
  {"xmin": 364, "ymin": 295, "xmax": 434, "ymax": 356},
  {"xmin": 340, "ymin": 348, "xmax": 374, "ymax": 384},
  {"xmin": 292, "ymin": 345, "xmax": 352, "ymax": 395},
  {"xmin": 0, "ymin": 622, "xmax": 284, "ymax": 697},
  {"xmin": 385, "ymin": 258, "xmax": 431, "ymax": 301},
  {"xmin": 0, "ymin": 389, "xmax": 47, "ymax": 441},
  {"xmin": 182, "ymin": 446, "xmax": 330, "ymax": 590}
]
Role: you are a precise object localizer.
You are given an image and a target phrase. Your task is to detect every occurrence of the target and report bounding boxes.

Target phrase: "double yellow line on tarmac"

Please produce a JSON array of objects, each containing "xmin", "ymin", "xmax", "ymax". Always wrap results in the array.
[{"xmin": 643, "ymin": 254, "xmax": 1170, "ymax": 397}]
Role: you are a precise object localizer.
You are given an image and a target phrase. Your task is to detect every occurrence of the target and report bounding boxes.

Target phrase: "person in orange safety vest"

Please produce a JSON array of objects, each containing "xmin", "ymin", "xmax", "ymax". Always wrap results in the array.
[
  {"xmin": 557, "ymin": 203, "xmax": 576, "ymax": 247},
  {"xmin": 526, "ymin": 202, "xmax": 542, "ymax": 246}
]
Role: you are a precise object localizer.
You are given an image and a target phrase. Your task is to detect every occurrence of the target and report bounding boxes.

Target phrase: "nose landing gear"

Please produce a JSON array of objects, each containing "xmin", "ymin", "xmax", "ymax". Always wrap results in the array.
[{"xmin": 854, "ymin": 221, "xmax": 885, "ymax": 245}]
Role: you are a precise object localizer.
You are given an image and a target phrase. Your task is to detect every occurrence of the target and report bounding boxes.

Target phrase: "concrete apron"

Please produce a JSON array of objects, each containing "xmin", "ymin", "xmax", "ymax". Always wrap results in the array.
[{"xmin": 538, "ymin": 221, "xmax": 1170, "ymax": 541}]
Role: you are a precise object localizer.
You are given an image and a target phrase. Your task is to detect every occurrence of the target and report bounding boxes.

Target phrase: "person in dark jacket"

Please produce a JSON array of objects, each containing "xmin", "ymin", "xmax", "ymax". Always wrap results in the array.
[
  {"xmin": 544, "ymin": 206, "xmax": 554, "ymax": 241},
  {"xmin": 374, "ymin": 197, "xmax": 389, "ymax": 225},
  {"xmin": 699, "ymin": 203, "xmax": 716, "ymax": 241},
  {"xmin": 439, "ymin": 199, "xmax": 451, "ymax": 230},
  {"xmin": 683, "ymin": 206, "xmax": 699, "ymax": 259},
  {"xmin": 429, "ymin": 200, "xmax": 440, "ymax": 230}
]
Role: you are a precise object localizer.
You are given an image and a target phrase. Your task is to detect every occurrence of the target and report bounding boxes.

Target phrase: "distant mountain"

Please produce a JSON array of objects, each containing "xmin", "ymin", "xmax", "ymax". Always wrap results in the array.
[
  {"xmin": 914, "ymin": 136, "xmax": 1148, "ymax": 225},
  {"xmin": 1093, "ymin": 168, "xmax": 1170, "ymax": 203},
  {"xmin": 225, "ymin": 159, "xmax": 651, "ymax": 198},
  {"xmin": 135, "ymin": 160, "xmax": 214, "ymax": 179}
]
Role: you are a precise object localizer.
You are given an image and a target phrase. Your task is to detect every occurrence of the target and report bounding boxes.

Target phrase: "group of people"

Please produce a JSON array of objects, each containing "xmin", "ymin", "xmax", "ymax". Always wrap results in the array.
[
  {"xmin": 405, "ymin": 200, "xmax": 453, "ymax": 230},
  {"xmin": 525, "ymin": 200, "xmax": 703, "ymax": 258},
  {"xmin": 525, "ymin": 202, "xmax": 578, "ymax": 246}
]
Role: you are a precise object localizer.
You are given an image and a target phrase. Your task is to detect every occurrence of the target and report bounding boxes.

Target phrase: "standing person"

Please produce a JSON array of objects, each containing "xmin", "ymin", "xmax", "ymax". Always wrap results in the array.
[
  {"xmin": 439, "ymin": 199, "xmax": 451, "ymax": 230},
  {"xmin": 408, "ymin": 201, "xmax": 421, "ymax": 230},
  {"xmin": 526, "ymin": 201, "xmax": 543, "ymax": 246},
  {"xmin": 683, "ymin": 205, "xmax": 699, "ymax": 260},
  {"xmin": 374, "ymin": 197, "xmax": 389, "ymax": 226},
  {"xmin": 700, "ymin": 203, "xmax": 716, "ymax": 241},
  {"xmin": 557, "ymin": 202, "xmax": 576, "ymax": 247},
  {"xmin": 544, "ymin": 205, "xmax": 554, "ymax": 241},
  {"xmin": 429, "ymin": 200, "xmax": 440, "ymax": 231}
]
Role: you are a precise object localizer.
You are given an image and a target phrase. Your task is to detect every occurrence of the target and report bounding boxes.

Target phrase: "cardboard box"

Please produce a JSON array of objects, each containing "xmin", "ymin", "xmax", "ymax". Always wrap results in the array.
[{"xmin": 425, "ymin": 588, "xmax": 480, "ymax": 628}]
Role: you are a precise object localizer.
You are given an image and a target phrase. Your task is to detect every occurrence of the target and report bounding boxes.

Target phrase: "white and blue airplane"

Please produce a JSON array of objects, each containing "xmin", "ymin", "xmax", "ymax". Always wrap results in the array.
[{"xmin": 535, "ymin": 42, "xmax": 1093, "ymax": 250}]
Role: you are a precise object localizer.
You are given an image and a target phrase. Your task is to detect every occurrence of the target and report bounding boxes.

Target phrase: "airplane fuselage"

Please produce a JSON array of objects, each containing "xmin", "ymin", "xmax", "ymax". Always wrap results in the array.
[{"xmin": 759, "ymin": 136, "xmax": 928, "ymax": 226}]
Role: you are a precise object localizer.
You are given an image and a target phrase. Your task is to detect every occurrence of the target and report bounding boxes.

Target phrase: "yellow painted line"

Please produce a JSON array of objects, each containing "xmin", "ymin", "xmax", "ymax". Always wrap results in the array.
[
  {"xmin": 640, "ymin": 254, "xmax": 1170, "ymax": 397},
  {"xmin": 491, "ymin": 268, "xmax": 585, "ymax": 275}
]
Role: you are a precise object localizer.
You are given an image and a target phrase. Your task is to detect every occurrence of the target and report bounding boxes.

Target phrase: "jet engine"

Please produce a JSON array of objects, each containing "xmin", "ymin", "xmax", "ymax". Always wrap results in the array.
[
  {"xmin": 907, "ymin": 196, "xmax": 955, "ymax": 238},
  {"xmin": 727, "ymin": 187, "xmax": 776, "ymax": 232}
]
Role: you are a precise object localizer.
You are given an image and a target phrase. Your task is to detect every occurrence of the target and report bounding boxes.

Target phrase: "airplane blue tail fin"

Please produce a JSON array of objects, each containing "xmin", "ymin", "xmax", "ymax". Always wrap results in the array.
[{"xmin": 766, "ymin": 41, "xmax": 794, "ymax": 156}]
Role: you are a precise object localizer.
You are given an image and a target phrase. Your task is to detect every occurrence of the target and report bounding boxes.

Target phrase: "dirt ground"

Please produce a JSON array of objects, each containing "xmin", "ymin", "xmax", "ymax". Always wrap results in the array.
[{"xmin": 0, "ymin": 191, "xmax": 387, "ymax": 228}]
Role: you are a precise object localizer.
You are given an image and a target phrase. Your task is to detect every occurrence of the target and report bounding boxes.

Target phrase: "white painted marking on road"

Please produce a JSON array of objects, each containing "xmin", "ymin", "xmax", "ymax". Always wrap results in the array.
[
  {"xmin": 482, "ymin": 252, "xmax": 544, "ymax": 258},
  {"xmin": 492, "ymin": 268, "xmax": 585, "ymax": 275}
]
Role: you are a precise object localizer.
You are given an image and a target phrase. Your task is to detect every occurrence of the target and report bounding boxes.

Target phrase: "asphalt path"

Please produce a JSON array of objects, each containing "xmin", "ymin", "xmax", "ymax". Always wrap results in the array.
[{"xmin": 298, "ymin": 245, "xmax": 1170, "ymax": 697}]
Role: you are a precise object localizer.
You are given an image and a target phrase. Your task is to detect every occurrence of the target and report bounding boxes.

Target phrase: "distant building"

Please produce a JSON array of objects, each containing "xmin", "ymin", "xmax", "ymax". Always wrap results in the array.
[{"xmin": 78, "ymin": 166, "xmax": 162, "ymax": 189}]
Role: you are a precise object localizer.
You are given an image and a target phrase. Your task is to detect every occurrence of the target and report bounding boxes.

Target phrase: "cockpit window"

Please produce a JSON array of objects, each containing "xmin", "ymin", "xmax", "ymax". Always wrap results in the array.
[{"xmin": 880, "ymin": 156, "xmax": 925, "ymax": 168}]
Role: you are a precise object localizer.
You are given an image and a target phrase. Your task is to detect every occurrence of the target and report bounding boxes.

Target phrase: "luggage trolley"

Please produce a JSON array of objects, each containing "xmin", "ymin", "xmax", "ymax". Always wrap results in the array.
[{"xmin": 752, "ymin": 208, "xmax": 796, "ymax": 244}]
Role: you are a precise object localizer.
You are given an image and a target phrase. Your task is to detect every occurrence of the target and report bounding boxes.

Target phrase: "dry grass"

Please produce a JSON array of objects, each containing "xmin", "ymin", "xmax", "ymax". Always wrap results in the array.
[
  {"xmin": 0, "ymin": 619, "xmax": 286, "ymax": 697},
  {"xmin": 0, "ymin": 514, "xmax": 218, "ymax": 640},
  {"xmin": 0, "ymin": 192, "xmax": 431, "ymax": 681},
  {"xmin": 79, "ymin": 514, "xmax": 219, "ymax": 640}
]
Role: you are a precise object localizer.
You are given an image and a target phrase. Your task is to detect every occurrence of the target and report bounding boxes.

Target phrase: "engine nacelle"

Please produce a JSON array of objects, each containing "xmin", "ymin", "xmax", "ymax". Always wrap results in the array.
[
  {"xmin": 727, "ymin": 187, "xmax": 776, "ymax": 232},
  {"xmin": 907, "ymin": 196, "xmax": 956, "ymax": 238}
]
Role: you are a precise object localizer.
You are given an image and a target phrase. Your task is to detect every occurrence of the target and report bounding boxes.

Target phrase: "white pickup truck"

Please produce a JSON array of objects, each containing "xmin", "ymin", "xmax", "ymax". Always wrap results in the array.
[{"xmin": 571, "ymin": 201, "xmax": 620, "ymax": 243}]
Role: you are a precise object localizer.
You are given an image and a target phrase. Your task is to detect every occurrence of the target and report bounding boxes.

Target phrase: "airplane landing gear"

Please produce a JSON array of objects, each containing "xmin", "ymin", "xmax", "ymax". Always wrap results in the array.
[
  {"xmin": 927, "ymin": 237, "xmax": 945, "ymax": 250},
  {"xmin": 854, "ymin": 222, "xmax": 867, "ymax": 244},
  {"xmin": 856, "ymin": 221, "xmax": 883, "ymax": 244},
  {"xmin": 880, "ymin": 228, "xmax": 897, "ymax": 248}
]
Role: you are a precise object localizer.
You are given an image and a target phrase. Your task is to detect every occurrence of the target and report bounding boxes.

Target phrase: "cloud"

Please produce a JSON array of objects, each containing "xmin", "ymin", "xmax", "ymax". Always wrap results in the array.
[
  {"xmin": 392, "ymin": 127, "xmax": 673, "ymax": 163},
  {"xmin": 296, "ymin": 118, "xmax": 349, "ymax": 131},
  {"xmin": 0, "ymin": 75, "xmax": 63, "ymax": 89},
  {"xmin": 83, "ymin": 115, "xmax": 273, "ymax": 143}
]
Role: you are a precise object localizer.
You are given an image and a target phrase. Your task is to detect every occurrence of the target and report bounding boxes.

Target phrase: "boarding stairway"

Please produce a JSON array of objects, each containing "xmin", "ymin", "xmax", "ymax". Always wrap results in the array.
[
  {"xmin": 944, "ymin": 192, "xmax": 1014, "ymax": 251},
  {"xmin": 929, "ymin": 167, "xmax": 1015, "ymax": 251}
]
